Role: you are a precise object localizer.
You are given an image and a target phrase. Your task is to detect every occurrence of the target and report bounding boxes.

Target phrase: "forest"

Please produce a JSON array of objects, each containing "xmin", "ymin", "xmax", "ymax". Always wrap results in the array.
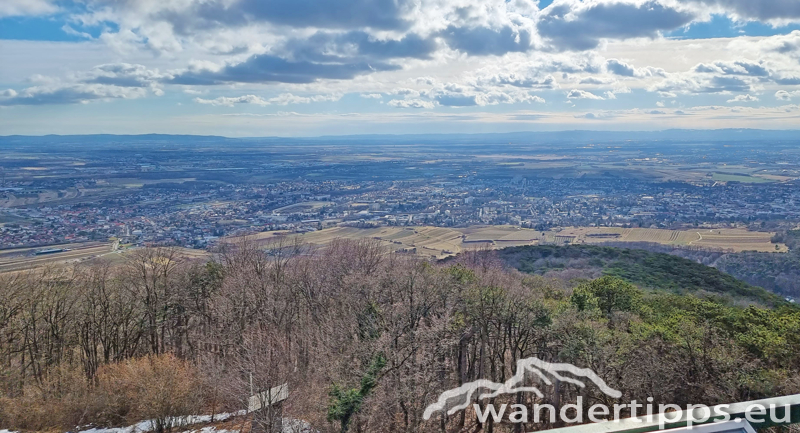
[
  {"xmin": 521, "ymin": 237, "xmax": 800, "ymax": 300},
  {"xmin": 496, "ymin": 244, "xmax": 785, "ymax": 305},
  {"xmin": 1, "ymin": 239, "xmax": 799, "ymax": 433}
]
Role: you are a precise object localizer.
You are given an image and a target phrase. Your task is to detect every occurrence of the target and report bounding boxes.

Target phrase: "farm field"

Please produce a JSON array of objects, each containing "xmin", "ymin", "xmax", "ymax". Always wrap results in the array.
[
  {"xmin": 280, "ymin": 225, "xmax": 786, "ymax": 259},
  {"xmin": 712, "ymin": 173, "xmax": 774, "ymax": 183},
  {"xmin": 552, "ymin": 227, "xmax": 785, "ymax": 252},
  {"xmin": 3, "ymin": 226, "xmax": 782, "ymax": 272},
  {"xmin": 293, "ymin": 226, "xmax": 466, "ymax": 258}
]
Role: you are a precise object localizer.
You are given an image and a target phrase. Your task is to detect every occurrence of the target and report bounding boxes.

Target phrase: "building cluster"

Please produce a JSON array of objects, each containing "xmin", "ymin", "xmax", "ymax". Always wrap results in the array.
[{"xmin": 3, "ymin": 175, "xmax": 800, "ymax": 249}]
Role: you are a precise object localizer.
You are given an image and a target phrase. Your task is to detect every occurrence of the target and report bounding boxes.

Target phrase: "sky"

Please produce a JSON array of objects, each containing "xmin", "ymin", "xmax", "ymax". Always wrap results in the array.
[{"xmin": 1, "ymin": 0, "xmax": 800, "ymax": 136}]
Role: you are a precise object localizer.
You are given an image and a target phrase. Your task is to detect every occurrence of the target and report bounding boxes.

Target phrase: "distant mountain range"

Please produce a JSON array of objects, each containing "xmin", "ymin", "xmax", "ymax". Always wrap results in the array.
[{"xmin": 1, "ymin": 129, "xmax": 799, "ymax": 146}]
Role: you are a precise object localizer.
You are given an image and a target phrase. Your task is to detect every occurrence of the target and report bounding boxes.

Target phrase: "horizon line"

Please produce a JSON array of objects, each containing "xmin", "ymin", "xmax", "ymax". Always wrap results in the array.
[{"xmin": 3, "ymin": 128, "xmax": 800, "ymax": 140}]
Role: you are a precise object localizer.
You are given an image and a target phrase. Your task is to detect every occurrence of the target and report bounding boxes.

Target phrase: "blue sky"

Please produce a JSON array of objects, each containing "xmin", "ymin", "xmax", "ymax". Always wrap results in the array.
[{"xmin": 1, "ymin": 0, "xmax": 800, "ymax": 136}]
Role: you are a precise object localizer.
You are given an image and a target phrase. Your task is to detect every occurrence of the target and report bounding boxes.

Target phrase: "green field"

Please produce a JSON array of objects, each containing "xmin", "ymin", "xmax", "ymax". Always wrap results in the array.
[{"xmin": 712, "ymin": 172, "xmax": 774, "ymax": 183}]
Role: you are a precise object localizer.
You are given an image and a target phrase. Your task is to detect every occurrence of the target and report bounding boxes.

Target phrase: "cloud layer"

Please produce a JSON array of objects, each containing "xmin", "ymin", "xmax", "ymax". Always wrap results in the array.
[{"xmin": 2, "ymin": 0, "xmax": 800, "ymax": 134}]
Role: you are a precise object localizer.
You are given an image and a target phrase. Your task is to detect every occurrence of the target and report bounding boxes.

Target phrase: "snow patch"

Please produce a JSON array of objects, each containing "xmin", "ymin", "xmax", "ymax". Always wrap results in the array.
[
  {"xmin": 71, "ymin": 413, "xmax": 314, "ymax": 433},
  {"xmin": 75, "ymin": 412, "xmax": 243, "ymax": 433}
]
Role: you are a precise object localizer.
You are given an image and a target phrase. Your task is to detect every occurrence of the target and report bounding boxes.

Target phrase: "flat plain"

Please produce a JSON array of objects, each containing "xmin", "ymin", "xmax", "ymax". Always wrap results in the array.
[{"xmin": 286, "ymin": 225, "xmax": 786, "ymax": 259}]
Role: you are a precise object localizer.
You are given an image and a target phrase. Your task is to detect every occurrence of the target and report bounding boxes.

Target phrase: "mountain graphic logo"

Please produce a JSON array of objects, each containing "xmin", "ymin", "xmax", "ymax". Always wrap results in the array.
[{"xmin": 423, "ymin": 357, "xmax": 622, "ymax": 420}]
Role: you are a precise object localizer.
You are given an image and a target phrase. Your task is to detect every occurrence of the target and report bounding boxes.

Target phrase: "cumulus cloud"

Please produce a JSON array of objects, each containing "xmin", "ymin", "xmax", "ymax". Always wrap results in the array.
[
  {"xmin": 424, "ymin": 83, "xmax": 547, "ymax": 107},
  {"xmin": 391, "ymin": 88, "xmax": 421, "ymax": 97},
  {"xmin": 776, "ymin": 90, "xmax": 800, "ymax": 100},
  {"xmin": 0, "ymin": 62, "xmax": 166, "ymax": 106},
  {"xmin": 773, "ymin": 74, "xmax": 800, "ymax": 85},
  {"xmin": 652, "ymin": 73, "xmax": 756, "ymax": 94},
  {"xmin": 438, "ymin": 25, "xmax": 533, "ymax": 56},
  {"xmin": 61, "ymin": 24, "xmax": 93, "ymax": 39},
  {"xmin": 696, "ymin": 75, "xmax": 753, "ymax": 92},
  {"xmin": 169, "ymin": 53, "xmax": 400, "ymax": 85},
  {"xmin": 575, "ymin": 111, "xmax": 615, "ymax": 119},
  {"xmin": 6, "ymin": 0, "xmax": 800, "ymax": 121},
  {"xmin": 477, "ymin": 73, "xmax": 559, "ymax": 89},
  {"xmin": 567, "ymin": 89, "xmax": 605, "ymax": 100},
  {"xmin": 0, "ymin": 83, "xmax": 147, "ymax": 106},
  {"xmin": 285, "ymin": 31, "xmax": 437, "ymax": 63},
  {"xmin": 270, "ymin": 93, "xmax": 342, "ymax": 104},
  {"xmin": 195, "ymin": 95, "xmax": 270, "ymax": 107},
  {"xmin": 606, "ymin": 59, "xmax": 636, "ymax": 77},
  {"xmin": 759, "ymin": 30, "xmax": 800, "ymax": 54},
  {"xmin": 81, "ymin": 63, "xmax": 164, "ymax": 88},
  {"xmin": 423, "ymin": 83, "xmax": 481, "ymax": 107},
  {"xmin": 388, "ymin": 99, "xmax": 436, "ymax": 109},
  {"xmin": 537, "ymin": 0, "xmax": 696, "ymax": 51},
  {"xmin": 122, "ymin": 0, "xmax": 411, "ymax": 33},
  {"xmin": 0, "ymin": 0, "xmax": 57, "ymax": 17},
  {"xmin": 471, "ymin": 54, "xmax": 606, "ymax": 92},
  {"xmin": 694, "ymin": 60, "xmax": 770, "ymax": 77},
  {"xmin": 727, "ymin": 94, "xmax": 759, "ymax": 102},
  {"xmin": 689, "ymin": 0, "xmax": 800, "ymax": 24},
  {"xmin": 606, "ymin": 59, "xmax": 666, "ymax": 77},
  {"xmin": 385, "ymin": 80, "xmax": 548, "ymax": 109},
  {"xmin": 194, "ymin": 93, "xmax": 341, "ymax": 107},
  {"xmin": 67, "ymin": 0, "xmax": 796, "ymax": 64},
  {"xmin": 579, "ymin": 77, "xmax": 614, "ymax": 85}
]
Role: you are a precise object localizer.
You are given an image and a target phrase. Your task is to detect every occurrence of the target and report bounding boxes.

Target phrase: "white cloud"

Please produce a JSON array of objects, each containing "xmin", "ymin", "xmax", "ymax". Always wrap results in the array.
[
  {"xmin": 0, "ymin": 83, "xmax": 147, "ymax": 105},
  {"xmin": 388, "ymin": 99, "xmax": 436, "ymax": 109},
  {"xmin": 391, "ymin": 88, "xmax": 421, "ymax": 97},
  {"xmin": 194, "ymin": 93, "xmax": 342, "ymax": 107},
  {"xmin": 0, "ymin": 0, "xmax": 57, "ymax": 17},
  {"xmin": 567, "ymin": 89, "xmax": 605, "ymax": 100},
  {"xmin": 575, "ymin": 111, "xmax": 615, "ymax": 120},
  {"xmin": 651, "ymin": 72, "xmax": 757, "ymax": 95},
  {"xmin": 61, "ymin": 25, "xmax": 93, "ymax": 39},
  {"xmin": 537, "ymin": 0, "xmax": 697, "ymax": 51},
  {"xmin": 687, "ymin": 0, "xmax": 800, "ymax": 25},
  {"xmin": 727, "ymin": 94, "xmax": 759, "ymax": 103},
  {"xmin": 776, "ymin": 90, "xmax": 800, "ymax": 100},
  {"xmin": 268, "ymin": 93, "xmax": 342, "ymax": 105},
  {"xmin": 4, "ymin": 0, "xmax": 800, "ymax": 132},
  {"xmin": 194, "ymin": 95, "xmax": 271, "ymax": 107},
  {"xmin": 476, "ymin": 73, "xmax": 559, "ymax": 89}
]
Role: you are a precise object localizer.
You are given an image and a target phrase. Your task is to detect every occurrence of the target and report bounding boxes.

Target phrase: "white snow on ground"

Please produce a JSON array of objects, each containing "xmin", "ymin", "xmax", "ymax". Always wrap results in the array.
[
  {"xmin": 71, "ymin": 413, "xmax": 315, "ymax": 433},
  {"xmin": 279, "ymin": 418, "xmax": 316, "ymax": 433},
  {"xmin": 75, "ymin": 412, "xmax": 242, "ymax": 433},
  {"xmin": 181, "ymin": 418, "xmax": 315, "ymax": 433},
  {"xmin": 182, "ymin": 427, "xmax": 236, "ymax": 433}
]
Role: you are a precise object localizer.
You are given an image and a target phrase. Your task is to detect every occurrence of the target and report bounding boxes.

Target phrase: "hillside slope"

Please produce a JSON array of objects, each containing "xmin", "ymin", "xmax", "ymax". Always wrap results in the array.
[{"xmin": 499, "ymin": 244, "xmax": 784, "ymax": 306}]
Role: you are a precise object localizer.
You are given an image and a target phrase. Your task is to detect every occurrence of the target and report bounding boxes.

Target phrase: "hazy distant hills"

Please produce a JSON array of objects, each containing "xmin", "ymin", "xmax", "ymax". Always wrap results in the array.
[{"xmin": 2, "ymin": 128, "xmax": 799, "ymax": 146}]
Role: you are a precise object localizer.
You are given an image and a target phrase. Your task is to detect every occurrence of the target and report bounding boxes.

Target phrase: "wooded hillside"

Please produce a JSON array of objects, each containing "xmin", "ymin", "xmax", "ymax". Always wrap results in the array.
[{"xmin": 1, "ymin": 241, "xmax": 799, "ymax": 432}]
